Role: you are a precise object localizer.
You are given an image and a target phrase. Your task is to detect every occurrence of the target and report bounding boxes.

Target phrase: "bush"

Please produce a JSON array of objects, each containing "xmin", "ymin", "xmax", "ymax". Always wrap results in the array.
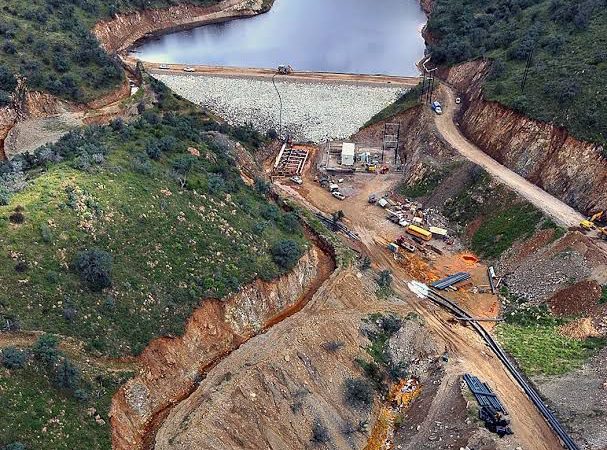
[
  {"xmin": 377, "ymin": 270, "xmax": 392, "ymax": 289},
  {"xmin": 3, "ymin": 443, "xmax": 26, "ymax": 450},
  {"xmin": 14, "ymin": 261, "xmax": 28, "ymax": 273},
  {"xmin": 54, "ymin": 358, "xmax": 81, "ymax": 390},
  {"xmin": 9, "ymin": 211, "xmax": 25, "ymax": 224},
  {"xmin": 72, "ymin": 248, "xmax": 113, "ymax": 291},
  {"xmin": 344, "ymin": 378, "xmax": 374, "ymax": 409},
  {"xmin": 1, "ymin": 347, "xmax": 28, "ymax": 369},
  {"xmin": 321, "ymin": 341, "xmax": 344, "ymax": 352},
  {"xmin": 271, "ymin": 239, "xmax": 303, "ymax": 270},
  {"xmin": 311, "ymin": 419, "xmax": 331, "ymax": 444},
  {"xmin": 32, "ymin": 334, "xmax": 59, "ymax": 365}
]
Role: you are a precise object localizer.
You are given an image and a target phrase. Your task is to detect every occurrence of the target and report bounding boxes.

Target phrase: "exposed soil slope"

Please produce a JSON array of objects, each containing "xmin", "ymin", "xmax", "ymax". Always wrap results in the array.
[
  {"xmin": 93, "ymin": 0, "xmax": 268, "ymax": 54},
  {"xmin": 111, "ymin": 243, "xmax": 334, "ymax": 450},
  {"xmin": 444, "ymin": 60, "xmax": 607, "ymax": 214}
]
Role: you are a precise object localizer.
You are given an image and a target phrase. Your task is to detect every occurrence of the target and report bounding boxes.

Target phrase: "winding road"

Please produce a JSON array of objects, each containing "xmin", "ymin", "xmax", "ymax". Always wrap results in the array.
[{"xmin": 434, "ymin": 85, "xmax": 585, "ymax": 229}]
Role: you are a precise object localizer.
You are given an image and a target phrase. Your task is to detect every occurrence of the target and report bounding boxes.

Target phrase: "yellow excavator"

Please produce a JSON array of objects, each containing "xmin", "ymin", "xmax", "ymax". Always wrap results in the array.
[{"xmin": 580, "ymin": 210, "xmax": 607, "ymax": 240}]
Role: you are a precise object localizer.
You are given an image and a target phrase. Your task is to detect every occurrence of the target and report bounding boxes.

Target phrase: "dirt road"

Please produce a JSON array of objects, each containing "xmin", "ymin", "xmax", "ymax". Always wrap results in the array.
[
  {"xmin": 142, "ymin": 61, "xmax": 421, "ymax": 88},
  {"xmin": 275, "ymin": 168, "xmax": 563, "ymax": 450},
  {"xmin": 434, "ymin": 85, "xmax": 585, "ymax": 229}
]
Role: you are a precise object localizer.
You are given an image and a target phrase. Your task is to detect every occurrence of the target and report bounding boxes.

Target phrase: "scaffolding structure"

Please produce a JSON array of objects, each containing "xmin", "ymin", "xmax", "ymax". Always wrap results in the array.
[
  {"xmin": 382, "ymin": 123, "xmax": 400, "ymax": 163},
  {"xmin": 273, "ymin": 143, "xmax": 309, "ymax": 177}
]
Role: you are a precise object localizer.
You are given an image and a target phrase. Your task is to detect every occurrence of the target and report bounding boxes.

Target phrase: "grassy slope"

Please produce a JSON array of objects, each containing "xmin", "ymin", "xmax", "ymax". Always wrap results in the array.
[
  {"xmin": 364, "ymin": 83, "xmax": 422, "ymax": 127},
  {"xmin": 0, "ymin": 0, "xmax": 221, "ymax": 102},
  {"xmin": 427, "ymin": 0, "xmax": 607, "ymax": 147},
  {"xmin": 1, "ymin": 354, "xmax": 131, "ymax": 450},
  {"xmin": 0, "ymin": 85, "xmax": 305, "ymax": 357},
  {"xmin": 0, "ymin": 82, "xmax": 305, "ymax": 449}
]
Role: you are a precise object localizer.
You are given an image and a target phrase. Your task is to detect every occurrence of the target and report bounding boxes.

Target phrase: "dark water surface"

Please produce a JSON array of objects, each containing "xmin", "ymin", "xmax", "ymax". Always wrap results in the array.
[{"xmin": 132, "ymin": 0, "xmax": 426, "ymax": 76}]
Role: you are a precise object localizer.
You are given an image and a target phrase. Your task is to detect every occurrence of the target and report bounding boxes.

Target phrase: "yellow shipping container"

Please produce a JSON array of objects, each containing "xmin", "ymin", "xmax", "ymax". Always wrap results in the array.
[{"xmin": 407, "ymin": 225, "xmax": 433, "ymax": 241}]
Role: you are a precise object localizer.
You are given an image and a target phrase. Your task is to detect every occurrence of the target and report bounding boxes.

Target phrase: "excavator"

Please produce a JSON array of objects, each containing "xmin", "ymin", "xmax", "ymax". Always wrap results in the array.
[{"xmin": 580, "ymin": 210, "xmax": 607, "ymax": 240}]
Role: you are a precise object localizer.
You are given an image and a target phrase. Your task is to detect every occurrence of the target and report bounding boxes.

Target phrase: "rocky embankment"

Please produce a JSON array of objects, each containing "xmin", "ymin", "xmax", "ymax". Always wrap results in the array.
[
  {"xmin": 93, "ymin": 0, "xmax": 270, "ymax": 54},
  {"xmin": 111, "ymin": 244, "xmax": 334, "ymax": 450},
  {"xmin": 444, "ymin": 60, "xmax": 607, "ymax": 214},
  {"xmin": 153, "ymin": 73, "xmax": 406, "ymax": 142}
]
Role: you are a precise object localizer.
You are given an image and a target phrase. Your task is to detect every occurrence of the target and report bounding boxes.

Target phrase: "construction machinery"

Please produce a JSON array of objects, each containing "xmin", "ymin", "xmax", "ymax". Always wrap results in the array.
[
  {"xmin": 580, "ymin": 210, "xmax": 607, "ymax": 240},
  {"xmin": 277, "ymin": 65, "xmax": 293, "ymax": 75}
]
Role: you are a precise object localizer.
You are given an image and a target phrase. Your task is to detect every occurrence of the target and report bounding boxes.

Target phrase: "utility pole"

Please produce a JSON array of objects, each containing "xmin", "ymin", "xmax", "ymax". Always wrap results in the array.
[
  {"xmin": 272, "ymin": 71, "xmax": 283, "ymax": 138},
  {"xmin": 520, "ymin": 46, "xmax": 535, "ymax": 93}
]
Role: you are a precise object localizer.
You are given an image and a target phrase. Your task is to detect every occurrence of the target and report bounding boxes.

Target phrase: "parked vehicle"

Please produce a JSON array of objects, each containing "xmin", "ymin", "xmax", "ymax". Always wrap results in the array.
[
  {"xmin": 159, "ymin": 64, "xmax": 170, "ymax": 70},
  {"xmin": 290, "ymin": 176, "xmax": 303, "ymax": 185},
  {"xmin": 277, "ymin": 65, "xmax": 293, "ymax": 75},
  {"xmin": 406, "ymin": 225, "xmax": 433, "ymax": 241},
  {"xmin": 432, "ymin": 101, "xmax": 443, "ymax": 115},
  {"xmin": 455, "ymin": 97, "xmax": 462, "ymax": 104},
  {"xmin": 368, "ymin": 194, "xmax": 378, "ymax": 204},
  {"xmin": 332, "ymin": 191, "xmax": 346, "ymax": 200},
  {"xmin": 329, "ymin": 183, "xmax": 340, "ymax": 192},
  {"xmin": 183, "ymin": 66, "xmax": 196, "ymax": 72}
]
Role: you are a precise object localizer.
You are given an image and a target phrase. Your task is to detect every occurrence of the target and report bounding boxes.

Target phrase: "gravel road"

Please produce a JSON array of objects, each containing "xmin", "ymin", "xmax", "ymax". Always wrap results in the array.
[{"xmin": 153, "ymin": 73, "xmax": 407, "ymax": 142}]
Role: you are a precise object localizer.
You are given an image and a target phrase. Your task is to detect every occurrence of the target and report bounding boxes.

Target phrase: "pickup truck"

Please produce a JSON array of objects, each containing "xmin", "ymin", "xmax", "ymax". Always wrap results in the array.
[{"xmin": 431, "ymin": 101, "xmax": 443, "ymax": 115}]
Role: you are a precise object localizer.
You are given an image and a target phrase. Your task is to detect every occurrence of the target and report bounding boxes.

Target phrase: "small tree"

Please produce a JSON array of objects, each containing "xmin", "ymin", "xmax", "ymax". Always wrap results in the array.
[
  {"xmin": 359, "ymin": 256, "xmax": 372, "ymax": 270},
  {"xmin": 32, "ymin": 334, "xmax": 59, "ymax": 365},
  {"xmin": 311, "ymin": 418, "xmax": 331, "ymax": 444},
  {"xmin": 54, "ymin": 358, "xmax": 80, "ymax": 390},
  {"xmin": 331, "ymin": 210, "xmax": 345, "ymax": 230},
  {"xmin": 377, "ymin": 270, "xmax": 392, "ymax": 289},
  {"xmin": 1, "ymin": 347, "xmax": 27, "ymax": 369},
  {"xmin": 344, "ymin": 377, "xmax": 374, "ymax": 409},
  {"xmin": 271, "ymin": 239, "xmax": 303, "ymax": 270},
  {"xmin": 73, "ymin": 249, "xmax": 113, "ymax": 291}
]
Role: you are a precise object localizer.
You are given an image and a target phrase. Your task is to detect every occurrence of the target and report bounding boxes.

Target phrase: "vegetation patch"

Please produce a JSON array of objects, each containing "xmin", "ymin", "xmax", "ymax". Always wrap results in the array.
[
  {"xmin": 442, "ymin": 167, "xmax": 547, "ymax": 258},
  {"xmin": 0, "ymin": 0, "xmax": 224, "ymax": 103},
  {"xmin": 496, "ymin": 324, "xmax": 605, "ymax": 376},
  {"xmin": 427, "ymin": 0, "xmax": 607, "ymax": 146},
  {"xmin": 0, "ymin": 84, "xmax": 305, "ymax": 357},
  {"xmin": 364, "ymin": 83, "xmax": 422, "ymax": 127},
  {"xmin": 600, "ymin": 285, "xmax": 607, "ymax": 305},
  {"xmin": 497, "ymin": 289, "xmax": 606, "ymax": 375},
  {"xmin": 470, "ymin": 203, "xmax": 543, "ymax": 258},
  {"xmin": 0, "ymin": 337, "xmax": 132, "ymax": 450}
]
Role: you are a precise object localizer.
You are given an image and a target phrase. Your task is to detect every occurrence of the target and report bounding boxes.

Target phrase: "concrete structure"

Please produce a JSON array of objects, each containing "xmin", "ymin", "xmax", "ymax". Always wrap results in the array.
[{"xmin": 341, "ymin": 143, "xmax": 355, "ymax": 166}]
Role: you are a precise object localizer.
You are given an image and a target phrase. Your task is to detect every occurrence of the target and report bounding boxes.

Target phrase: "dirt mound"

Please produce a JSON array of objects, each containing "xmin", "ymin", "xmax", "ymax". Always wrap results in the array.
[
  {"xmin": 559, "ymin": 318, "xmax": 601, "ymax": 340},
  {"xmin": 548, "ymin": 280, "xmax": 603, "ymax": 317}
]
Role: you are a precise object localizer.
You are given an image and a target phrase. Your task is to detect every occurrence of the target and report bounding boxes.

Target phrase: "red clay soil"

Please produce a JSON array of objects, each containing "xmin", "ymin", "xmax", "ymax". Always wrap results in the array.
[{"xmin": 548, "ymin": 280, "xmax": 604, "ymax": 317}]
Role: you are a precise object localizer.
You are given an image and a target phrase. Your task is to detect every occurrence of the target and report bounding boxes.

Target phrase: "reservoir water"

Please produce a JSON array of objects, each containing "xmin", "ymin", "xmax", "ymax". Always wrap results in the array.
[{"xmin": 131, "ymin": 0, "xmax": 427, "ymax": 76}]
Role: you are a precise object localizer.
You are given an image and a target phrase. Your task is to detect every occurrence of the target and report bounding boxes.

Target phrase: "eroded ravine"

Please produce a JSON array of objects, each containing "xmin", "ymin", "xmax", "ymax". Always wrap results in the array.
[{"xmin": 111, "ymin": 229, "xmax": 336, "ymax": 450}]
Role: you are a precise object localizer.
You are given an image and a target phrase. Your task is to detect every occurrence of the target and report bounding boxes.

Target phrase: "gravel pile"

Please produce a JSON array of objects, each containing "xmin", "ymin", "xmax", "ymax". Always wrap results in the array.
[{"xmin": 153, "ymin": 74, "xmax": 407, "ymax": 142}]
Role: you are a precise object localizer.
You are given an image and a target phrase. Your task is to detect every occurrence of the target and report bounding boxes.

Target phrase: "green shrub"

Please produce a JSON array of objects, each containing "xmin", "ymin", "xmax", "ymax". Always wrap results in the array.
[
  {"xmin": 311, "ymin": 419, "xmax": 331, "ymax": 444},
  {"xmin": 343, "ymin": 377, "xmax": 374, "ymax": 409},
  {"xmin": 1, "ymin": 347, "xmax": 28, "ymax": 369},
  {"xmin": 72, "ymin": 249, "xmax": 113, "ymax": 292},
  {"xmin": 32, "ymin": 334, "xmax": 59, "ymax": 365},
  {"xmin": 54, "ymin": 358, "xmax": 81, "ymax": 390},
  {"xmin": 271, "ymin": 239, "xmax": 303, "ymax": 270}
]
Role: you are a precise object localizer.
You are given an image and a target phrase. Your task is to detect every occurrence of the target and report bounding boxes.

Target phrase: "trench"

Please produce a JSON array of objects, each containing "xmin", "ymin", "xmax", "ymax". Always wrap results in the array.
[{"xmin": 136, "ymin": 226, "xmax": 336, "ymax": 450}]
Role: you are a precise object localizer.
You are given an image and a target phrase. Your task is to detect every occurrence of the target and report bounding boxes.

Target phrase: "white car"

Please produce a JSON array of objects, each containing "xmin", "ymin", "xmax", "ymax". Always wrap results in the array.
[
  {"xmin": 332, "ymin": 191, "xmax": 346, "ymax": 200},
  {"xmin": 455, "ymin": 97, "xmax": 462, "ymax": 104},
  {"xmin": 435, "ymin": 106, "xmax": 443, "ymax": 115},
  {"xmin": 158, "ymin": 64, "xmax": 170, "ymax": 70},
  {"xmin": 183, "ymin": 66, "xmax": 196, "ymax": 72},
  {"xmin": 290, "ymin": 176, "xmax": 303, "ymax": 185}
]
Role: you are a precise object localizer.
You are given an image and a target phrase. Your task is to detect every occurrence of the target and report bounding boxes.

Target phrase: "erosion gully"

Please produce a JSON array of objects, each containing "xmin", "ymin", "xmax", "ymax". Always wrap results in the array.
[{"xmin": 140, "ymin": 227, "xmax": 336, "ymax": 449}]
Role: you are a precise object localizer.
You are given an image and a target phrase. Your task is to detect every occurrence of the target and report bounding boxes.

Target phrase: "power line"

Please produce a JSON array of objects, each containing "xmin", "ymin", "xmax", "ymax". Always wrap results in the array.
[{"xmin": 272, "ymin": 72, "xmax": 283, "ymax": 138}]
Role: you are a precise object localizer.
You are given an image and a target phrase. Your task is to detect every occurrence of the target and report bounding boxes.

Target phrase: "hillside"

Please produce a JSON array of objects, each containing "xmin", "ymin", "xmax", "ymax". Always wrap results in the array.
[
  {"xmin": 0, "ymin": 0, "xmax": 226, "ymax": 104},
  {"xmin": 427, "ymin": 0, "xmax": 607, "ymax": 148},
  {"xmin": 0, "ymin": 80, "xmax": 307, "ymax": 449}
]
